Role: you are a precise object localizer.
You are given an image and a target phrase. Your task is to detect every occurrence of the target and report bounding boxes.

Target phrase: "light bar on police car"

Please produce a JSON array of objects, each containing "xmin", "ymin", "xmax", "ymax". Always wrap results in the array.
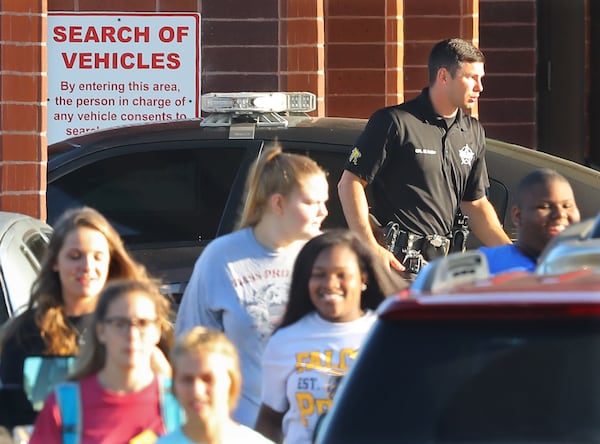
[{"xmin": 201, "ymin": 92, "xmax": 316, "ymax": 113}]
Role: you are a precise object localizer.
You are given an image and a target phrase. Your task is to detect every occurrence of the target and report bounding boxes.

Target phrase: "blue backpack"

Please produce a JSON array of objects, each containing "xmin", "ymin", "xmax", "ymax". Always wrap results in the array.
[{"xmin": 54, "ymin": 376, "xmax": 183, "ymax": 444}]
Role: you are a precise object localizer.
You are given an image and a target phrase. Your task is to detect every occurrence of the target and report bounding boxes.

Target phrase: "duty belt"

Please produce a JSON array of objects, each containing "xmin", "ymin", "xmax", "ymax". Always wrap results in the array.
[{"xmin": 383, "ymin": 223, "xmax": 451, "ymax": 274}]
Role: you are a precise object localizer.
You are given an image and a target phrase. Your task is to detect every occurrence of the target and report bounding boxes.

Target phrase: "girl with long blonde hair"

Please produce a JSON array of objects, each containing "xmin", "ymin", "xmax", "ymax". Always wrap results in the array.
[{"xmin": 176, "ymin": 147, "xmax": 329, "ymax": 427}]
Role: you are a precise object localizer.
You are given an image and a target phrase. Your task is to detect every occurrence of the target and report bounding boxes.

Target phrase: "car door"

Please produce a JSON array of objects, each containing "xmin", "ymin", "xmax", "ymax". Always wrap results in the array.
[{"xmin": 47, "ymin": 139, "xmax": 263, "ymax": 298}]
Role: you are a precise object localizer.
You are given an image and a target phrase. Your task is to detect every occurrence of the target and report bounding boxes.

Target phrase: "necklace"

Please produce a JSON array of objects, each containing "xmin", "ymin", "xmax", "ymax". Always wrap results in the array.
[
  {"xmin": 66, "ymin": 316, "xmax": 88, "ymax": 347},
  {"xmin": 76, "ymin": 327, "xmax": 87, "ymax": 346}
]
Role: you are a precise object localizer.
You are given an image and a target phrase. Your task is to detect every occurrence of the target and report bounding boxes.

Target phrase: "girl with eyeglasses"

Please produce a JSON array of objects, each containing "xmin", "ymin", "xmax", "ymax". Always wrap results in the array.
[{"xmin": 30, "ymin": 279, "xmax": 179, "ymax": 444}]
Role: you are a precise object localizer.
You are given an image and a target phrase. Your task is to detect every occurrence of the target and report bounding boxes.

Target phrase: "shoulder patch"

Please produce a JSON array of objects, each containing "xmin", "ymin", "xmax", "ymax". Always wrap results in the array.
[{"xmin": 349, "ymin": 147, "xmax": 362, "ymax": 165}]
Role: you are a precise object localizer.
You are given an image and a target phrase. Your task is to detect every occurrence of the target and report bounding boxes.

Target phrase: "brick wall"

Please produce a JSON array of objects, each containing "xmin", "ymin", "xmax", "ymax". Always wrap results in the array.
[
  {"xmin": 201, "ymin": 0, "xmax": 280, "ymax": 94},
  {"xmin": 404, "ymin": 0, "xmax": 480, "ymax": 117},
  {"xmin": 324, "ymin": 0, "xmax": 403, "ymax": 118},
  {"xmin": 479, "ymin": 0, "xmax": 537, "ymax": 148},
  {"xmin": 281, "ymin": 0, "xmax": 325, "ymax": 115},
  {"xmin": 0, "ymin": 0, "xmax": 47, "ymax": 219},
  {"xmin": 49, "ymin": 0, "xmax": 201, "ymax": 11}
]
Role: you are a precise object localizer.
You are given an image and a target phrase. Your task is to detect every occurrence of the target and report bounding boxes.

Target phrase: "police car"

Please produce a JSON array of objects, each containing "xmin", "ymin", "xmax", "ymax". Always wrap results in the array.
[{"xmin": 47, "ymin": 92, "xmax": 600, "ymax": 301}]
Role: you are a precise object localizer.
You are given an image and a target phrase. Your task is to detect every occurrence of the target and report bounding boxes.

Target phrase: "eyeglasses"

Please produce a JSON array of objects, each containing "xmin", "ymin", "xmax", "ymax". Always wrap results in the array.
[{"xmin": 102, "ymin": 316, "xmax": 158, "ymax": 335}]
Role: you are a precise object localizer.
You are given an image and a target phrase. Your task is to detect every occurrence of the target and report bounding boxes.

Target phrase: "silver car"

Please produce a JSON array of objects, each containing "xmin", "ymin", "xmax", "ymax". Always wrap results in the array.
[{"xmin": 0, "ymin": 212, "xmax": 52, "ymax": 326}]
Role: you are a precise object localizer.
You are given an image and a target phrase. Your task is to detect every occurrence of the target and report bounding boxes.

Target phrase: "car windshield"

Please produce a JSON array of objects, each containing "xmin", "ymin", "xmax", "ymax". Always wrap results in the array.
[{"xmin": 318, "ymin": 316, "xmax": 600, "ymax": 444}]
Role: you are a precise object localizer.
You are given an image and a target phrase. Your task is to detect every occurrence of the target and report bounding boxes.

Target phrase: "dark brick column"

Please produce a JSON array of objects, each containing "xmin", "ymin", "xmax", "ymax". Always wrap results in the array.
[{"xmin": 0, "ymin": 0, "xmax": 47, "ymax": 219}]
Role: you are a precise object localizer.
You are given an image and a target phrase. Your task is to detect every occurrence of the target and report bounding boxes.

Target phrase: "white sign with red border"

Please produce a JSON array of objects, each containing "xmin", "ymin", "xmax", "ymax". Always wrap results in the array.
[{"xmin": 47, "ymin": 12, "xmax": 201, "ymax": 144}]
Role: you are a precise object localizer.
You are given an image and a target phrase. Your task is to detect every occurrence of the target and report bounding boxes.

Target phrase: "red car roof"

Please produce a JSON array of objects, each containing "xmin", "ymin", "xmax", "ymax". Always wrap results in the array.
[{"xmin": 382, "ymin": 270, "xmax": 600, "ymax": 321}]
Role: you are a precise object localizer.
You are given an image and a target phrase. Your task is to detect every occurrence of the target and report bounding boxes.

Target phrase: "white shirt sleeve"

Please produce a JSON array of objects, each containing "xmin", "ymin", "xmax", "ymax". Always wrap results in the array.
[{"xmin": 261, "ymin": 331, "xmax": 291, "ymax": 413}]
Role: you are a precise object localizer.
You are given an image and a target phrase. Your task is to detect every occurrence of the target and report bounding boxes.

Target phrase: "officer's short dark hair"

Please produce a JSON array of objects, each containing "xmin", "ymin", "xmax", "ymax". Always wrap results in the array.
[{"xmin": 428, "ymin": 38, "xmax": 485, "ymax": 84}]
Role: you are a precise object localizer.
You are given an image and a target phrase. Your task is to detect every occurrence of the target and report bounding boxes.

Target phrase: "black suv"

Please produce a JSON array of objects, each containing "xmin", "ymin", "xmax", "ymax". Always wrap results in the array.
[{"xmin": 47, "ymin": 92, "xmax": 600, "ymax": 299}]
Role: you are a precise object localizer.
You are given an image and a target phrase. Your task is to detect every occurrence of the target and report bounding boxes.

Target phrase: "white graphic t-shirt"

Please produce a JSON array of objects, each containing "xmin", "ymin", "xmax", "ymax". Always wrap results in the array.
[
  {"xmin": 261, "ymin": 311, "xmax": 377, "ymax": 444},
  {"xmin": 175, "ymin": 227, "xmax": 305, "ymax": 427}
]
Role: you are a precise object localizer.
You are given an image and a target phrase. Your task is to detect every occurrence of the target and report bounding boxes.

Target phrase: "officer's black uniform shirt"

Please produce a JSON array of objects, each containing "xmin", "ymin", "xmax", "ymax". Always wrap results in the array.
[{"xmin": 344, "ymin": 87, "xmax": 488, "ymax": 237}]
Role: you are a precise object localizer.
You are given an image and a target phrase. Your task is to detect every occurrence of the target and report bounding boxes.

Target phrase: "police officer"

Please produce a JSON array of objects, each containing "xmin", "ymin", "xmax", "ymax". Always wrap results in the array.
[{"xmin": 338, "ymin": 38, "xmax": 512, "ymax": 273}]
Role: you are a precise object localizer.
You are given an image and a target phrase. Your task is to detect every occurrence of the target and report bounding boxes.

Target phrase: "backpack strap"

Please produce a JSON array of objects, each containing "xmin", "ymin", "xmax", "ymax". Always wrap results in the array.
[
  {"xmin": 157, "ymin": 375, "xmax": 184, "ymax": 433},
  {"xmin": 54, "ymin": 382, "xmax": 81, "ymax": 444}
]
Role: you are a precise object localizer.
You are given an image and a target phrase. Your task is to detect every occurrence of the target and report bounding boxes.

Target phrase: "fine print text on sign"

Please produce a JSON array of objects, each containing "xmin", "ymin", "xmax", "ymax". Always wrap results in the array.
[{"xmin": 47, "ymin": 13, "xmax": 201, "ymax": 145}]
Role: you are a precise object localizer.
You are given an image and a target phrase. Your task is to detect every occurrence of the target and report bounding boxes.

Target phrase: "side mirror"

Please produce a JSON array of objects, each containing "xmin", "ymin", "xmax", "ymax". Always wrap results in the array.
[{"xmin": 23, "ymin": 356, "xmax": 75, "ymax": 411}]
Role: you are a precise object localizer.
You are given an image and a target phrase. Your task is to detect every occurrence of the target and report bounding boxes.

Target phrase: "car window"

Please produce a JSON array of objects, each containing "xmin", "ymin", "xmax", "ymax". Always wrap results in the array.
[
  {"xmin": 26, "ymin": 228, "xmax": 52, "ymax": 264},
  {"xmin": 488, "ymin": 177, "xmax": 509, "ymax": 227},
  {"xmin": 283, "ymin": 145, "xmax": 349, "ymax": 230},
  {"xmin": 318, "ymin": 317, "xmax": 600, "ymax": 444},
  {"xmin": 48, "ymin": 147, "xmax": 246, "ymax": 245}
]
